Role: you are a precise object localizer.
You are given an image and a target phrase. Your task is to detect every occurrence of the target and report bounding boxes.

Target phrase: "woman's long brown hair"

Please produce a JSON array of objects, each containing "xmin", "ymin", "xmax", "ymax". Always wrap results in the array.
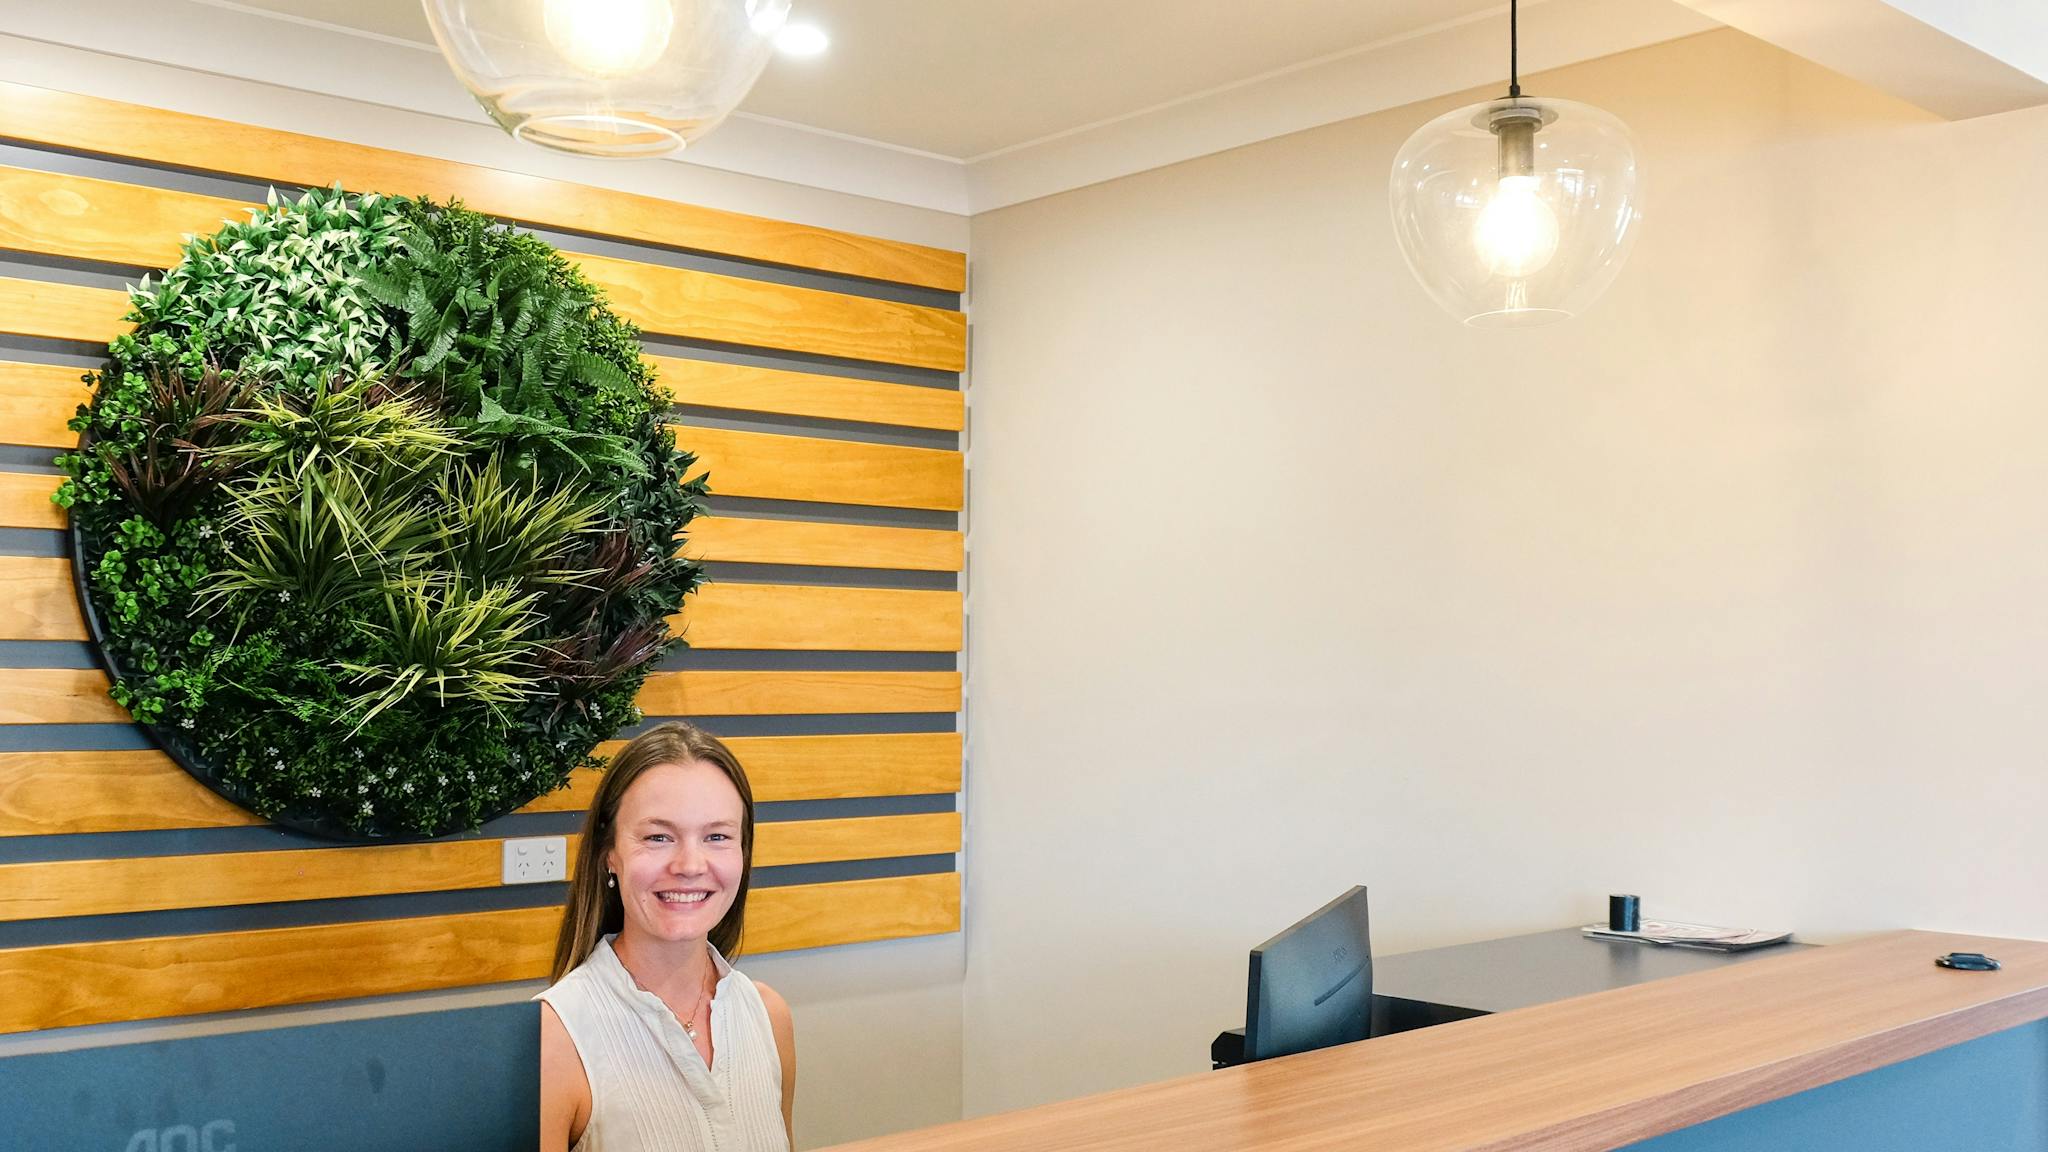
[{"xmin": 550, "ymin": 721, "xmax": 757, "ymax": 983}]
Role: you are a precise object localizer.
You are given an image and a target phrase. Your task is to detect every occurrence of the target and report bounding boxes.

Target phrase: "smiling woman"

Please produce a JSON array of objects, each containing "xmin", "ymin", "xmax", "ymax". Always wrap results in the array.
[{"xmin": 540, "ymin": 721, "xmax": 797, "ymax": 1152}]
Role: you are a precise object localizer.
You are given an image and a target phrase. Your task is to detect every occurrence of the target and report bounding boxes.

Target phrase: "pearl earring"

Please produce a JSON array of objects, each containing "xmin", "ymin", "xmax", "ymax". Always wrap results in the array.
[{"xmin": 606, "ymin": 874, "xmax": 616, "ymax": 889}]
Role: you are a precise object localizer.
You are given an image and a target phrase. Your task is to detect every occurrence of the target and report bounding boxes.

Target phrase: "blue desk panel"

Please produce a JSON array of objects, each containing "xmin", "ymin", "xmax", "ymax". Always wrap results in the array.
[
  {"xmin": 0, "ymin": 1001, "xmax": 539, "ymax": 1152},
  {"xmin": 1624, "ymin": 1017, "xmax": 2048, "ymax": 1152}
]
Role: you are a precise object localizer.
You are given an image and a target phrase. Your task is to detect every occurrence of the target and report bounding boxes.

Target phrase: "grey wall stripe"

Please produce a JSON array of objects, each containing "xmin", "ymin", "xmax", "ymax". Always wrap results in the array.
[
  {"xmin": 674, "ymin": 405, "xmax": 958, "ymax": 450},
  {"xmin": 0, "ymin": 140, "xmax": 277, "ymax": 203},
  {"xmin": 642, "ymin": 333, "xmax": 960, "ymax": 392},
  {"xmin": 0, "ymin": 335, "xmax": 104, "ymax": 367},
  {"xmin": 1, "ymin": 713, "xmax": 957, "ymax": 750},
  {"xmin": 523, "ymin": 224, "xmax": 960, "ymax": 311},
  {"xmin": 701, "ymin": 494, "xmax": 958, "ymax": 531},
  {"xmin": 6, "ymin": 545, "xmax": 960, "ymax": 585},
  {"xmin": 757, "ymin": 794, "xmax": 957, "ymax": 822},
  {"xmin": 0, "ymin": 855, "xmax": 956, "ymax": 948},
  {"xmin": 641, "ymin": 333, "xmax": 960, "ymax": 389},
  {"xmin": 0, "ymin": 527, "xmax": 66, "ymax": 557},
  {"xmin": 0, "ymin": 641, "xmax": 99, "ymax": 669},
  {"xmin": 626, "ymin": 713, "xmax": 958, "ymax": 738},
  {"xmin": 0, "ymin": 252, "xmax": 143, "ymax": 290},
  {"xmin": 696, "ymin": 561, "xmax": 957, "ymax": 591},
  {"xmin": 0, "ymin": 449, "xmax": 62, "ymax": 471},
  {"xmin": 755, "ymin": 853, "xmax": 954, "ymax": 890},
  {"xmin": 0, "ymin": 884, "xmax": 571, "ymax": 949},
  {"xmin": 0, "ymin": 725, "xmax": 154, "ymax": 751},
  {"xmin": 0, "ymin": 141, "xmax": 962, "ymax": 307},
  {"xmin": 654, "ymin": 649, "xmax": 956, "ymax": 672},
  {"xmin": 0, "ymin": 795, "xmax": 953, "ymax": 865},
  {"xmin": 0, "ymin": 812, "xmax": 587, "ymax": 864}
]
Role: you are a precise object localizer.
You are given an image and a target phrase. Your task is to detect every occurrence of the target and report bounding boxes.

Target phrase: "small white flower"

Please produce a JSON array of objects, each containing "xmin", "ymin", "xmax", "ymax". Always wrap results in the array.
[
  {"xmin": 180, "ymin": 717, "xmax": 195, "ymax": 729},
  {"xmin": 352, "ymin": 748, "xmax": 364, "ymax": 760},
  {"xmin": 436, "ymin": 775, "xmax": 447, "ymax": 786},
  {"xmin": 466, "ymin": 771, "xmax": 476, "ymax": 782},
  {"xmin": 360, "ymin": 801, "xmax": 373, "ymax": 814},
  {"xmin": 197, "ymin": 525, "xmax": 213, "ymax": 538},
  {"xmin": 357, "ymin": 783, "xmax": 369, "ymax": 794},
  {"xmin": 401, "ymin": 781, "xmax": 414, "ymax": 794},
  {"xmin": 273, "ymin": 760, "xmax": 284, "ymax": 771},
  {"xmin": 278, "ymin": 590, "xmax": 292, "ymax": 603},
  {"xmin": 265, "ymin": 747, "xmax": 278, "ymax": 757},
  {"xmin": 307, "ymin": 787, "xmax": 321, "ymax": 797},
  {"xmin": 591, "ymin": 704, "xmax": 602, "ymax": 719}
]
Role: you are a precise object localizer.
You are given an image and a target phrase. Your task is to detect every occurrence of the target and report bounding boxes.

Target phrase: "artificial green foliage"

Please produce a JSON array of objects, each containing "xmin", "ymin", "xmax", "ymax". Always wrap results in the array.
[{"xmin": 58, "ymin": 186, "xmax": 704, "ymax": 838}]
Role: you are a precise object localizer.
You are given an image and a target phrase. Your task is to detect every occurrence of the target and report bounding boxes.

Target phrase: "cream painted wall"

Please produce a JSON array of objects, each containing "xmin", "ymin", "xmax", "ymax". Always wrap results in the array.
[
  {"xmin": 962, "ymin": 28, "xmax": 2048, "ymax": 1117},
  {"xmin": 0, "ymin": 36, "xmax": 967, "ymax": 1150}
]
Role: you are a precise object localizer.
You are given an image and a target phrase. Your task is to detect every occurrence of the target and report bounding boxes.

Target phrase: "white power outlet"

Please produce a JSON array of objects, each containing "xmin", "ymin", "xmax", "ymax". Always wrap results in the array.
[{"xmin": 501, "ymin": 835, "xmax": 569, "ymax": 884}]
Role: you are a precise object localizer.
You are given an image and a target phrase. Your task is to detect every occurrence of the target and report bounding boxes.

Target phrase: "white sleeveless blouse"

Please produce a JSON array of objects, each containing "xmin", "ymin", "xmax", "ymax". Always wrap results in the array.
[{"xmin": 539, "ymin": 937, "xmax": 789, "ymax": 1152}]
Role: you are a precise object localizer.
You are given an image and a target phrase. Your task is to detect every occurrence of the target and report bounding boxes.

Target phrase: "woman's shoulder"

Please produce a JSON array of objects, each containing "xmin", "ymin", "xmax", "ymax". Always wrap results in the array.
[
  {"xmin": 536, "ymin": 946, "xmax": 621, "ymax": 1018},
  {"xmin": 749, "ymin": 978, "xmax": 789, "ymax": 1025}
]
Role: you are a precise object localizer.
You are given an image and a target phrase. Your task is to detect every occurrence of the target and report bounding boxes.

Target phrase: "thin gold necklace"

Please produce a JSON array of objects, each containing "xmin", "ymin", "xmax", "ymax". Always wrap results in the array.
[{"xmin": 680, "ymin": 958, "xmax": 716, "ymax": 1041}]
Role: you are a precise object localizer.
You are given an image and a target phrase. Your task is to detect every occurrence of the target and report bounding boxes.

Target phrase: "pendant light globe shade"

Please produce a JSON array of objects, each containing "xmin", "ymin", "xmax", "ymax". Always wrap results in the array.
[
  {"xmin": 1389, "ymin": 97, "xmax": 1641, "ymax": 327},
  {"xmin": 422, "ymin": 0, "xmax": 792, "ymax": 158}
]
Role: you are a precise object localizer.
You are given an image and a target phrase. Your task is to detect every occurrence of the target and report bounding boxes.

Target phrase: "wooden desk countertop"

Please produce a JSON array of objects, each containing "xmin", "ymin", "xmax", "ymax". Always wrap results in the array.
[{"xmin": 826, "ymin": 930, "xmax": 2048, "ymax": 1152}]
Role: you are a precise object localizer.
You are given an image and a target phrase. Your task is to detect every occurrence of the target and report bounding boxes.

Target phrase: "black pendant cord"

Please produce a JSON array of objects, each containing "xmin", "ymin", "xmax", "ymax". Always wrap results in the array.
[{"xmin": 1508, "ymin": 0, "xmax": 1522, "ymax": 99}]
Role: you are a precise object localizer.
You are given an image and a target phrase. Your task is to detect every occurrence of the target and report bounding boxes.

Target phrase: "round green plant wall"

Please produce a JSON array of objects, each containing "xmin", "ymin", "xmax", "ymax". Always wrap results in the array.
[{"xmin": 58, "ymin": 187, "xmax": 705, "ymax": 840}]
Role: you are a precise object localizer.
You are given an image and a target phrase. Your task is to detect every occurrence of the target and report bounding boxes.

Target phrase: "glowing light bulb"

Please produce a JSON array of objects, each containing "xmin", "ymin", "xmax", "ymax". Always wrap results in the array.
[
  {"xmin": 1473, "ymin": 174, "xmax": 1559, "ymax": 279},
  {"xmin": 543, "ymin": 0, "xmax": 674, "ymax": 78}
]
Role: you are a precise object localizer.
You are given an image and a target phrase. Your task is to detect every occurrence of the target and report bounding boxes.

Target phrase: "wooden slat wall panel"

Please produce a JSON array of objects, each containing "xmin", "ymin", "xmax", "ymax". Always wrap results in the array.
[
  {"xmin": 635, "ymin": 669, "xmax": 961, "ymax": 716},
  {"xmin": 746, "ymin": 873, "xmax": 960, "ymax": 956},
  {"xmin": 0, "ymin": 470, "xmax": 64, "ymax": 530},
  {"xmin": 0, "ymin": 81, "xmax": 966, "ymax": 292},
  {"xmin": 651, "ymin": 355, "xmax": 965, "ymax": 432},
  {"xmin": 0, "ymin": 669, "xmax": 125, "ymax": 724},
  {"xmin": 675, "ymin": 584, "xmax": 963, "ymax": 652},
  {"xmin": 0, "ymin": 555, "xmax": 84, "ymax": 641},
  {"xmin": 685, "ymin": 516, "xmax": 964, "ymax": 571},
  {"xmin": 0, "ymin": 751, "xmax": 254, "ymax": 834},
  {"xmin": 0, "ymin": 164, "xmax": 238, "ymax": 268},
  {"xmin": 0, "ymin": 666, "xmax": 960, "ymax": 730},
  {"xmin": 0, "ymin": 733, "xmax": 962, "ymax": 836},
  {"xmin": 0, "ymin": 362, "xmax": 88, "ymax": 449},
  {"xmin": 0, "ymin": 353, "xmax": 965, "ymax": 448},
  {"xmin": 0, "ymin": 473, "xmax": 965, "ymax": 573},
  {"xmin": 0, "ymin": 82, "xmax": 966, "ymax": 1032},
  {"xmin": 0, "ymin": 813, "xmax": 961, "ymax": 921},
  {"xmin": 0, "ymin": 166, "xmax": 963, "ymax": 372},
  {"xmin": 0, "ymin": 563, "xmax": 963, "ymax": 651},
  {"xmin": 680, "ymin": 425, "xmax": 964, "ymax": 511},
  {"xmin": 569, "ymin": 253, "xmax": 965, "ymax": 373},
  {"xmin": 0, "ymin": 277, "xmax": 127, "ymax": 344},
  {"xmin": 0, "ymin": 873, "xmax": 961, "ymax": 1033},
  {"xmin": 0, "ymin": 357, "xmax": 964, "ymax": 515}
]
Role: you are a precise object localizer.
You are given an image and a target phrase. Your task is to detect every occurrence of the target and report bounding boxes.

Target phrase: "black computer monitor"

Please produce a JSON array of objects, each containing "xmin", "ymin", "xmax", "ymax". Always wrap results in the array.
[
  {"xmin": 0, "ymin": 1001, "xmax": 538, "ymax": 1152},
  {"xmin": 1242, "ymin": 885, "xmax": 1373, "ymax": 1062}
]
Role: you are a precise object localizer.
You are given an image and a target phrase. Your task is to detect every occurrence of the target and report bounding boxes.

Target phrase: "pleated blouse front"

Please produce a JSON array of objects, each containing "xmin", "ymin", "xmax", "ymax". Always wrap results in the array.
[{"xmin": 539, "ymin": 937, "xmax": 788, "ymax": 1152}]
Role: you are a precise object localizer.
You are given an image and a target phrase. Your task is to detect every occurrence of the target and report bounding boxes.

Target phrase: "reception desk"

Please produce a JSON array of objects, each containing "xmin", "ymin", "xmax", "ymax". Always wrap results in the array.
[{"xmin": 829, "ymin": 930, "xmax": 2048, "ymax": 1150}]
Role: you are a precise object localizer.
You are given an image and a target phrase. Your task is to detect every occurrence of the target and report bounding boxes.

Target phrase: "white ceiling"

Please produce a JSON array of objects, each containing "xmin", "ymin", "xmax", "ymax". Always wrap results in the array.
[
  {"xmin": 6, "ymin": 1, "xmax": 2044, "ymax": 214},
  {"xmin": 225, "ymin": 0, "xmax": 1511, "ymax": 160}
]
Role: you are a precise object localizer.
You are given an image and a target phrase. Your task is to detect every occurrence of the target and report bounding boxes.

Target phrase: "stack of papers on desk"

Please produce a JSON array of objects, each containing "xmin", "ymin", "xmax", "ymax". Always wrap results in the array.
[{"xmin": 1581, "ymin": 920, "xmax": 1792, "ymax": 951}]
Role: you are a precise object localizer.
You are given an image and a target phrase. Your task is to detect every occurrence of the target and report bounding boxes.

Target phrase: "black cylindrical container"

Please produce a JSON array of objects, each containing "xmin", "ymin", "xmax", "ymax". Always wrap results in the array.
[{"xmin": 1609, "ymin": 894, "xmax": 1641, "ymax": 933}]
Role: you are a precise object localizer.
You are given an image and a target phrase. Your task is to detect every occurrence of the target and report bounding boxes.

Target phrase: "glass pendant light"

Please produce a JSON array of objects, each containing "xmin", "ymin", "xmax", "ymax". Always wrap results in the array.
[
  {"xmin": 423, "ymin": 0, "xmax": 793, "ymax": 158},
  {"xmin": 1388, "ymin": 0, "xmax": 1641, "ymax": 326}
]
